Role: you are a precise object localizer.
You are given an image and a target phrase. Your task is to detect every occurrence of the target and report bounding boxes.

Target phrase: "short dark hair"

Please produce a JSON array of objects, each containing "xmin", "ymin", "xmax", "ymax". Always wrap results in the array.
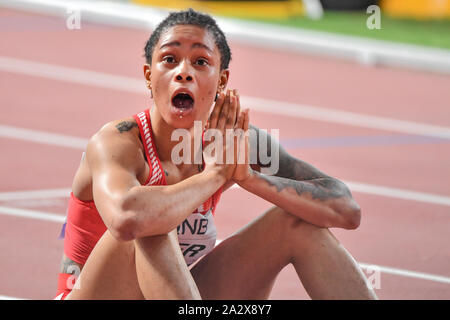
[{"xmin": 144, "ymin": 8, "xmax": 231, "ymax": 70}]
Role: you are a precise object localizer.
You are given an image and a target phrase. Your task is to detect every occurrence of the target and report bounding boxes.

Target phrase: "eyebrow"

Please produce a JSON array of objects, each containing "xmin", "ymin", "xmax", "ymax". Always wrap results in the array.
[{"xmin": 159, "ymin": 41, "xmax": 213, "ymax": 52}]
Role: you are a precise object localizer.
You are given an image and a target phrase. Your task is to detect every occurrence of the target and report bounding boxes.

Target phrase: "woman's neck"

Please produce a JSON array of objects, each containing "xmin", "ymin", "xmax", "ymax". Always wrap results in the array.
[{"xmin": 149, "ymin": 107, "xmax": 204, "ymax": 168}]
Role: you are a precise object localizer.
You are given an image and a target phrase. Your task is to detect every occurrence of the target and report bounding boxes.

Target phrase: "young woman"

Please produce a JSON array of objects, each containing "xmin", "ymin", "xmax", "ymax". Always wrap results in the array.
[{"xmin": 55, "ymin": 8, "xmax": 377, "ymax": 300}]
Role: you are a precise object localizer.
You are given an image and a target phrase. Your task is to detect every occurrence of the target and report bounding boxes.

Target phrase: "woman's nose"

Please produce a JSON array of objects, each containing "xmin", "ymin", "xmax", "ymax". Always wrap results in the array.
[
  {"xmin": 175, "ymin": 61, "xmax": 193, "ymax": 82},
  {"xmin": 175, "ymin": 74, "xmax": 193, "ymax": 81}
]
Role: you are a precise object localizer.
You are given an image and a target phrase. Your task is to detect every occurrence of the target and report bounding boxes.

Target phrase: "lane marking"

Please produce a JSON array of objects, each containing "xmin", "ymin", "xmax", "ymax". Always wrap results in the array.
[
  {"xmin": 1, "ymin": 56, "xmax": 450, "ymax": 139},
  {"xmin": 242, "ymin": 96, "xmax": 450, "ymax": 140},
  {"xmin": 344, "ymin": 181, "xmax": 450, "ymax": 207},
  {"xmin": 0, "ymin": 207, "xmax": 448, "ymax": 286},
  {"xmin": 0, "ymin": 206, "xmax": 65, "ymax": 223},
  {"xmin": 280, "ymin": 134, "xmax": 449, "ymax": 149},
  {"xmin": 0, "ymin": 56, "xmax": 144, "ymax": 94},
  {"xmin": 0, "ymin": 124, "xmax": 87, "ymax": 150},
  {"xmin": 0, "ymin": 295, "xmax": 26, "ymax": 300},
  {"xmin": 230, "ymin": 181, "xmax": 450, "ymax": 207},
  {"xmin": 0, "ymin": 188, "xmax": 71, "ymax": 201},
  {"xmin": 359, "ymin": 263, "xmax": 450, "ymax": 285}
]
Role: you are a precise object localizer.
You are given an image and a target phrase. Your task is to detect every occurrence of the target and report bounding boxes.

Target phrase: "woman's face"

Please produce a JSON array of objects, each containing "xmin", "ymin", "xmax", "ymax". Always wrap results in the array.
[{"xmin": 144, "ymin": 24, "xmax": 228, "ymax": 129}]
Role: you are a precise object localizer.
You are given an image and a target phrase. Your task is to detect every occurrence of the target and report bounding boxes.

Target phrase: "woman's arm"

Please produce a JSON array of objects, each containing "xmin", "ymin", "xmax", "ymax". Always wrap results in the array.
[
  {"xmin": 88, "ymin": 90, "xmax": 243, "ymax": 241},
  {"xmin": 86, "ymin": 126, "xmax": 228, "ymax": 242},
  {"xmin": 234, "ymin": 124, "xmax": 361, "ymax": 230}
]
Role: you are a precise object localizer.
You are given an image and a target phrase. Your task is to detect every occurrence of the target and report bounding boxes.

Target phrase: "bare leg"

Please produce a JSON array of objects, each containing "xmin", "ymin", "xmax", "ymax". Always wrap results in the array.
[
  {"xmin": 66, "ymin": 230, "xmax": 200, "ymax": 299},
  {"xmin": 191, "ymin": 206, "xmax": 377, "ymax": 300},
  {"xmin": 135, "ymin": 230, "xmax": 201, "ymax": 299},
  {"xmin": 66, "ymin": 231, "xmax": 143, "ymax": 300},
  {"xmin": 289, "ymin": 219, "xmax": 375, "ymax": 299}
]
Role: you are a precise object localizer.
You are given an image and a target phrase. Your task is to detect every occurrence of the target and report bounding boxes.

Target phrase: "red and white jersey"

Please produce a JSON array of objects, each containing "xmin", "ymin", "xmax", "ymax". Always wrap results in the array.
[{"xmin": 133, "ymin": 109, "xmax": 222, "ymax": 266}]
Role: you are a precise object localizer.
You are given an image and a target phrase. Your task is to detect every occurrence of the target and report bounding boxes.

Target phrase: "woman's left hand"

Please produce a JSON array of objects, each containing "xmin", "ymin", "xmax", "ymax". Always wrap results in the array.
[{"xmin": 232, "ymin": 94, "xmax": 252, "ymax": 184}]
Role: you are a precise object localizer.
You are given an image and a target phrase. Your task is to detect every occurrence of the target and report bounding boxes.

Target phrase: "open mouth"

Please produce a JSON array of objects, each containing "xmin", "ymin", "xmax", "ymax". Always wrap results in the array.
[{"xmin": 172, "ymin": 93, "xmax": 194, "ymax": 110}]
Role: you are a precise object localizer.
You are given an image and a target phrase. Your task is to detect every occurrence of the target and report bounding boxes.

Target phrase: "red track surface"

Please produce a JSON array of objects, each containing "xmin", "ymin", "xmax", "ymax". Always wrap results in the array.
[{"xmin": 0, "ymin": 8, "xmax": 449, "ymax": 299}]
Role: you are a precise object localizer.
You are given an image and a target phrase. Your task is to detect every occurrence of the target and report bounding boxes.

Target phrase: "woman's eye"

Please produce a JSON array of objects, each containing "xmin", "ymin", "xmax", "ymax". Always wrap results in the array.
[
  {"xmin": 164, "ymin": 56, "xmax": 176, "ymax": 63},
  {"xmin": 196, "ymin": 58, "xmax": 208, "ymax": 66}
]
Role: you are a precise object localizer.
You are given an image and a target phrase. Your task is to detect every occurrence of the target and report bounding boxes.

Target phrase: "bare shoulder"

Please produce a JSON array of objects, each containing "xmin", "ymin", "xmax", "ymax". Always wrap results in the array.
[
  {"xmin": 86, "ymin": 117, "xmax": 145, "ymax": 173},
  {"xmin": 90, "ymin": 117, "xmax": 140, "ymax": 146}
]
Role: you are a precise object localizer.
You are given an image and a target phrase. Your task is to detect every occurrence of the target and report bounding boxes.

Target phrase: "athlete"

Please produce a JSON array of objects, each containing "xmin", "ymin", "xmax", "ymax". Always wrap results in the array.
[{"xmin": 55, "ymin": 8, "xmax": 377, "ymax": 300}]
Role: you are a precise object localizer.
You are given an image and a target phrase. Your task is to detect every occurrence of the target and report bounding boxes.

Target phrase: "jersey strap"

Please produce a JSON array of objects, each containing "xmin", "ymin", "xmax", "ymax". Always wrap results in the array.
[{"xmin": 133, "ymin": 109, "xmax": 166, "ymax": 186}]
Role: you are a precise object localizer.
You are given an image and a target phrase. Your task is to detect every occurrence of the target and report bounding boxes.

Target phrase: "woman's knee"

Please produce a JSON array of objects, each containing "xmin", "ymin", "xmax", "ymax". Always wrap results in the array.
[
  {"xmin": 264, "ymin": 206, "xmax": 306, "ymax": 233},
  {"xmin": 134, "ymin": 230, "xmax": 179, "ymax": 254},
  {"xmin": 264, "ymin": 206, "xmax": 338, "ymax": 248}
]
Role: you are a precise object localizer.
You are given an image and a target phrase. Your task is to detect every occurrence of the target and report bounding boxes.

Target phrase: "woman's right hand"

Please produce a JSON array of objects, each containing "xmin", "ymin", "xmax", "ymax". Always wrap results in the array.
[{"xmin": 203, "ymin": 89, "xmax": 246, "ymax": 181}]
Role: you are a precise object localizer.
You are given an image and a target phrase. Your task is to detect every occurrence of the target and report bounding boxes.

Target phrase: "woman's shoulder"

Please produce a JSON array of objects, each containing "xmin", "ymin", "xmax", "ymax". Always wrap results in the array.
[
  {"xmin": 98, "ymin": 116, "xmax": 139, "ymax": 135},
  {"xmin": 86, "ymin": 116, "xmax": 143, "ymax": 163},
  {"xmin": 90, "ymin": 116, "xmax": 140, "ymax": 143}
]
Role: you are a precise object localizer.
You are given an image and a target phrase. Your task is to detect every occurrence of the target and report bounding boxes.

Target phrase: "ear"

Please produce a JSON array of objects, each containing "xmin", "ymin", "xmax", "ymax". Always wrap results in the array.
[
  {"xmin": 217, "ymin": 69, "xmax": 230, "ymax": 93},
  {"xmin": 143, "ymin": 64, "xmax": 151, "ymax": 82}
]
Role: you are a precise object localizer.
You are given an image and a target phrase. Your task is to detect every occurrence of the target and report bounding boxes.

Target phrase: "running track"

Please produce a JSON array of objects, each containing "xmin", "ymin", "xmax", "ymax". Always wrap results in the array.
[{"xmin": 0, "ymin": 8, "xmax": 449, "ymax": 300}]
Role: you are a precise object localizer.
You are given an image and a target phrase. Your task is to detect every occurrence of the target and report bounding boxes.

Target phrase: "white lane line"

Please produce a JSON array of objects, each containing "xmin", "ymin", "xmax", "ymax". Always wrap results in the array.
[
  {"xmin": 0, "ymin": 56, "xmax": 144, "ymax": 94},
  {"xmin": 0, "ymin": 188, "xmax": 71, "ymax": 201},
  {"xmin": 0, "ymin": 295, "xmax": 27, "ymax": 300},
  {"xmin": 359, "ymin": 263, "xmax": 450, "ymax": 285},
  {"xmin": 0, "ymin": 124, "xmax": 87, "ymax": 150},
  {"xmin": 241, "ymin": 96, "xmax": 450, "ymax": 140},
  {"xmin": 230, "ymin": 181, "xmax": 450, "ymax": 207},
  {"xmin": 344, "ymin": 181, "xmax": 450, "ymax": 207},
  {"xmin": 1, "ymin": 56, "xmax": 450, "ymax": 139},
  {"xmin": 0, "ymin": 206, "xmax": 65, "ymax": 223}
]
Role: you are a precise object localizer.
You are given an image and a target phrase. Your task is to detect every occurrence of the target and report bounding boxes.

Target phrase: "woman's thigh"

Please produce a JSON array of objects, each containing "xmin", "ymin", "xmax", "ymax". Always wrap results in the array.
[
  {"xmin": 66, "ymin": 231, "xmax": 144, "ymax": 300},
  {"xmin": 190, "ymin": 206, "xmax": 293, "ymax": 299},
  {"xmin": 66, "ymin": 229, "xmax": 200, "ymax": 300}
]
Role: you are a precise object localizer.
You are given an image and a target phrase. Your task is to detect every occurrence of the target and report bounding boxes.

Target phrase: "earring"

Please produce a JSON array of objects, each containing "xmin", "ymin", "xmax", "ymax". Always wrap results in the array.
[
  {"xmin": 215, "ymin": 90, "xmax": 222, "ymax": 101},
  {"xmin": 147, "ymin": 82, "xmax": 153, "ymax": 99},
  {"xmin": 215, "ymin": 85, "xmax": 225, "ymax": 101}
]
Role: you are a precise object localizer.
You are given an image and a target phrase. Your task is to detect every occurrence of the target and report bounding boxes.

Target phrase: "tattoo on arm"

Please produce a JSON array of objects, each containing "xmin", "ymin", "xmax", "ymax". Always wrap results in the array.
[
  {"xmin": 116, "ymin": 121, "xmax": 138, "ymax": 133},
  {"xmin": 251, "ymin": 125, "xmax": 351, "ymax": 200},
  {"xmin": 259, "ymin": 174, "xmax": 351, "ymax": 200}
]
